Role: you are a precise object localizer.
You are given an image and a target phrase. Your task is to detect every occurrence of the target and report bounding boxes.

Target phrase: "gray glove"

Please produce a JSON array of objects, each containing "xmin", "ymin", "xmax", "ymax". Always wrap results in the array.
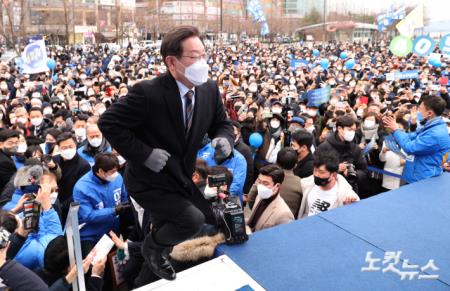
[
  {"xmin": 144, "ymin": 148, "xmax": 171, "ymax": 173},
  {"xmin": 212, "ymin": 137, "xmax": 232, "ymax": 162}
]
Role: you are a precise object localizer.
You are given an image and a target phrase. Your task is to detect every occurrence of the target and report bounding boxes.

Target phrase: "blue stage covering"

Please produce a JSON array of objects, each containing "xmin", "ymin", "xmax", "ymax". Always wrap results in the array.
[{"xmin": 217, "ymin": 173, "xmax": 450, "ymax": 290}]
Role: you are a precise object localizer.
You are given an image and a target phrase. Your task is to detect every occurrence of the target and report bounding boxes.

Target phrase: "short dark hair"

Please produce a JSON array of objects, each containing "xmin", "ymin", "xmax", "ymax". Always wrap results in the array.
[
  {"xmin": 336, "ymin": 115, "xmax": 355, "ymax": 129},
  {"xmin": 25, "ymin": 145, "xmax": 43, "ymax": 159},
  {"xmin": 160, "ymin": 26, "xmax": 203, "ymax": 65},
  {"xmin": 0, "ymin": 129, "xmax": 19, "ymax": 142},
  {"xmin": 313, "ymin": 152, "xmax": 339, "ymax": 173},
  {"xmin": 208, "ymin": 165, "xmax": 233, "ymax": 188},
  {"xmin": 56, "ymin": 132, "xmax": 76, "ymax": 145},
  {"xmin": 44, "ymin": 236, "xmax": 69, "ymax": 275},
  {"xmin": 259, "ymin": 164, "xmax": 285, "ymax": 185},
  {"xmin": 0, "ymin": 210, "xmax": 18, "ymax": 234},
  {"xmin": 45, "ymin": 128, "xmax": 62, "ymax": 140},
  {"xmin": 195, "ymin": 158, "xmax": 208, "ymax": 180},
  {"xmin": 93, "ymin": 153, "xmax": 119, "ymax": 173},
  {"xmin": 277, "ymin": 147, "xmax": 298, "ymax": 170},
  {"xmin": 29, "ymin": 107, "xmax": 43, "ymax": 114},
  {"xmin": 291, "ymin": 130, "xmax": 313, "ymax": 149},
  {"xmin": 421, "ymin": 95, "xmax": 446, "ymax": 116}
]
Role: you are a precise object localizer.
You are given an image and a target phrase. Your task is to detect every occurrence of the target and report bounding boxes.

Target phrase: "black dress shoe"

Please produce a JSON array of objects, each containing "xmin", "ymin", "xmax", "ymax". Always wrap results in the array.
[{"xmin": 141, "ymin": 242, "xmax": 176, "ymax": 281}]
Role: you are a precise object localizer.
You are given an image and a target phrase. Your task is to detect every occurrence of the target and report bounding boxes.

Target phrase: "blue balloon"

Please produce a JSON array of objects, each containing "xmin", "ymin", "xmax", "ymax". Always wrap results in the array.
[
  {"xmin": 52, "ymin": 74, "xmax": 58, "ymax": 82},
  {"xmin": 429, "ymin": 58, "xmax": 441, "ymax": 67},
  {"xmin": 69, "ymin": 79, "xmax": 75, "ymax": 87},
  {"xmin": 345, "ymin": 59, "xmax": 355, "ymax": 69},
  {"xmin": 47, "ymin": 59, "xmax": 56, "ymax": 70},
  {"xmin": 320, "ymin": 58, "xmax": 330, "ymax": 70},
  {"xmin": 340, "ymin": 51, "xmax": 348, "ymax": 59},
  {"xmin": 312, "ymin": 49, "xmax": 320, "ymax": 57},
  {"xmin": 249, "ymin": 133, "xmax": 263, "ymax": 149}
]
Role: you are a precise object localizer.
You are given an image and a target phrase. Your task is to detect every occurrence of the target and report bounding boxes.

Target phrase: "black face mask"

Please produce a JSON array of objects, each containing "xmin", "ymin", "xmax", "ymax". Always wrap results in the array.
[{"xmin": 314, "ymin": 175, "xmax": 331, "ymax": 187}]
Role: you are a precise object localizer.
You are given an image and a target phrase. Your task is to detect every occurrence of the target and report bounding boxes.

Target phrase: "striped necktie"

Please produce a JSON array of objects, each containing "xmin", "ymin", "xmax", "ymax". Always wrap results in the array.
[{"xmin": 184, "ymin": 90, "xmax": 194, "ymax": 135}]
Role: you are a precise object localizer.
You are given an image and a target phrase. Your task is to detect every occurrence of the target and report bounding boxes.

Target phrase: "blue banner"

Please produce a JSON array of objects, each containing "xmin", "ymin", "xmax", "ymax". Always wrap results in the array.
[
  {"xmin": 290, "ymin": 59, "xmax": 308, "ymax": 69},
  {"xmin": 20, "ymin": 40, "xmax": 48, "ymax": 74},
  {"xmin": 387, "ymin": 69, "xmax": 419, "ymax": 80},
  {"xmin": 307, "ymin": 86, "xmax": 331, "ymax": 107}
]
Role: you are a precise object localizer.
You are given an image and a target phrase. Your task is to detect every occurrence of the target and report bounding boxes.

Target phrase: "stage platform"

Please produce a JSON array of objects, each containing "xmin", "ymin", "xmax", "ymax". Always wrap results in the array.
[{"xmin": 216, "ymin": 173, "xmax": 450, "ymax": 290}]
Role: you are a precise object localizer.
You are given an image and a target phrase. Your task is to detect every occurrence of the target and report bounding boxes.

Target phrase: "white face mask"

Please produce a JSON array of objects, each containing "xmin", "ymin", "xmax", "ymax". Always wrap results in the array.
[
  {"xmin": 88, "ymin": 138, "xmax": 102, "ymax": 148},
  {"xmin": 0, "ymin": 84, "xmax": 7, "ymax": 91},
  {"xmin": 60, "ymin": 148, "xmax": 77, "ymax": 160},
  {"xmin": 272, "ymin": 107, "xmax": 282, "ymax": 114},
  {"xmin": 50, "ymin": 192, "xmax": 58, "ymax": 204},
  {"xmin": 17, "ymin": 143, "xmax": 27, "ymax": 153},
  {"xmin": 307, "ymin": 110, "xmax": 317, "ymax": 117},
  {"xmin": 105, "ymin": 171, "xmax": 119, "ymax": 182},
  {"xmin": 364, "ymin": 120, "xmax": 376, "ymax": 128},
  {"xmin": 43, "ymin": 108, "xmax": 53, "ymax": 115},
  {"xmin": 257, "ymin": 184, "xmax": 274, "ymax": 199},
  {"xmin": 74, "ymin": 128, "xmax": 86, "ymax": 139},
  {"xmin": 117, "ymin": 155, "xmax": 126, "ymax": 166},
  {"xmin": 16, "ymin": 117, "xmax": 27, "ymax": 124},
  {"xmin": 357, "ymin": 109, "xmax": 364, "ymax": 117},
  {"xmin": 270, "ymin": 119, "xmax": 280, "ymax": 129},
  {"xmin": 30, "ymin": 117, "xmax": 43, "ymax": 126},
  {"xmin": 181, "ymin": 59, "xmax": 209, "ymax": 86},
  {"xmin": 204, "ymin": 185, "xmax": 218, "ymax": 199},
  {"xmin": 343, "ymin": 129, "xmax": 355, "ymax": 142},
  {"xmin": 305, "ymin": 126, "xmax": 314, "ymax": 133}
]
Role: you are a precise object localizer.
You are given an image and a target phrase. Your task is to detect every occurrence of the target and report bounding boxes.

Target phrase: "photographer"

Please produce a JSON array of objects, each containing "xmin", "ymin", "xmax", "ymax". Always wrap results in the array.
[
  {"xmin": 1, "ymin": 171, "xmax": 63, "ymax": 270},
  {"xmin": 316, "ymin": 115, "xmax": 367, "ymax": 194},
  {"xmin": 73, "ymin": 153, "xmax": 129, "ymax": 255}
]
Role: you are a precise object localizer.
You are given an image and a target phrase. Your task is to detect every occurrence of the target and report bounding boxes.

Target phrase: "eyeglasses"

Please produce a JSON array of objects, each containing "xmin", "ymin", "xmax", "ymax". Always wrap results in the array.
[{"xmin": 181, "ymin": 54, "xmax": 208, "ymax": 62}]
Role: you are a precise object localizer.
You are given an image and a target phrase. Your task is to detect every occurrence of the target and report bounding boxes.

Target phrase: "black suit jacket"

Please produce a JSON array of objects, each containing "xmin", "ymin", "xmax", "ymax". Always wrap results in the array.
[
  {"xmin": 98, "ymin": 73, "xmax": 234, "ymax": 223},
  {"xmin": 0, "ymin": 150, "xmax": 16, "ymax": 193}
]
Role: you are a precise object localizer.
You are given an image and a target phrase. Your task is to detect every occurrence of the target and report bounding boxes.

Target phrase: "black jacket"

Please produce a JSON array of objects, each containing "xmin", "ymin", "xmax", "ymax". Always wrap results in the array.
[
  {"xmin": 235, "ymin": 137, "xmax": 254, "ymax": 194},
  {"xmin": 53, "ymin": 153, "xmax": 90, "ymax": 204},
  {"xmin": 293, "ymin": 152, "xmax": 315, "ymax": 178},
  {"xmin": 0, "ymin": 150, "xmax": 16, "ymax": 193},
  {"xmin": 316, "ymin": 133, "xmax": 368, "ymax": 184},
  {"xmin": 0, "ymin": 259, "xmax": 48, "ymax": 291},
  {"xmin": 98, "ymin": 73, "xmax": 234, "ymax": 224}
]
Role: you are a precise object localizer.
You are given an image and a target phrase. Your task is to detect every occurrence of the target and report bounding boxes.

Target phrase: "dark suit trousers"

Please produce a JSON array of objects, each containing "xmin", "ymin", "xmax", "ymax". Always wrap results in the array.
[{"xmin": 132, "ymin": 188, "xmax": 205, "ymax": 247}]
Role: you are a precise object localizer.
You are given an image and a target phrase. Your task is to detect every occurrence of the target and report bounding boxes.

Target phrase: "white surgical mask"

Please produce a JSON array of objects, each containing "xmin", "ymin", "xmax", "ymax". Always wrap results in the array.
[
  {"xmin": 307, "ymin": 110, "xmax": 317, "ymax": 117},
  {"xmin": 272, "ymin": 107, "xmax": 282, "ymax": 114},
  {"xmin": 50, "ymin": 192, "xmax": 58, "ymax": 204},
  {"xmin": 17, "ymin": 143, "xmax": 27, "ymax": 153},
  {"xmin": 364, "ymin": 120, "xmax": 376, "ymax": 128},
  {"xmin": 60, "ymin": 148, "xmax": 77, "ymax": 160},
  {"xmin": 43, "ymin": 108, "xmax": 53, "ymax": 115},
  {"xmin": 270, "ymin": 119, "xmax": 280, "ymax": 129},
  {"xmin": 97, "ymin": 108, "xmax": 106, "ymax": 115},
  {"xmin": 74, "ymin": 128, "xmax": 86, "ymax": 139},
  {"xmin": 30, "ymin": 117, "xmax": 43, "ymax": 126},
  {"xmin": 257, "ymin": 184, "xmax": 274, "ymax": 199},
  {"xmin": 105, "ymin": 171, "xmax": 119, "ymax": 182},
  {"xmin": 305, "ymin": 126, "xmax": 314, "ymax": 134},
  {"xmin": 88, "ymin": 138, "xmax": 102, "ymax": 148},
  {"xmin": 344, "ymin": 129, "xmax": 355, "ymax": 142},
  {"xmin": 16, "ymin": 117, "xmax": 27, "ymax": 124},
  {"xmin": 181, "ymin": 59, "xmax": 209, "ymax": 86}
]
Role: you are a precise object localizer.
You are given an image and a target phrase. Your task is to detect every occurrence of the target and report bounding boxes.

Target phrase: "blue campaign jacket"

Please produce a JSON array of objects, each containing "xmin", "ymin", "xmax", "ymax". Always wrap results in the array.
[
  {"xmin": 3, "ymin": 188, "xmax": 24, "ymax": 212},
  {"xmin": 393, "ymin": 117, "xmax": 450, "ymax": 183},
  {"xmin": 77, "ymin": 144, "xmax": 112, "ymax": 167},
  {"xmin": 197, "ymin": 143, "xmax": 247, "ymax": 201},
  {"xmin": 73, "ymin": 170, "xmax": 128, "ymax": 242},
  {"xmin": 15, "ymin": 209, "xmax": 63, "ymax": 271}
]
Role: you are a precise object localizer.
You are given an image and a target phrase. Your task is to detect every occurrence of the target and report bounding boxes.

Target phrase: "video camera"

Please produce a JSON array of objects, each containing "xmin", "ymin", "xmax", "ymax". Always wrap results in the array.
[{"xmin": 207, "ymin": 174, "xmax": 248, "ymax": 245}]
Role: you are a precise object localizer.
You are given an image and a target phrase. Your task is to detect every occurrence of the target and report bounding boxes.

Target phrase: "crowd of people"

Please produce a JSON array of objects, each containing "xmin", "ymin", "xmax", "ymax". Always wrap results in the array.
[{"xmin": 0, "ymin": 30, "xmax": 450, "ymax": 289}]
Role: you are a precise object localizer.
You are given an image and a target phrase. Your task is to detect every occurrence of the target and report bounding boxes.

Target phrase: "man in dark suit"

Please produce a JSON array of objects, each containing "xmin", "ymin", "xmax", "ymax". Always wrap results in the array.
[
  {"xmin": 98, "ymin": 26, "xmax": 234, "ymax": 281},
  {"xmin": 0, "ymin": 129, "xmax": 19, "ymax": 193}
]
